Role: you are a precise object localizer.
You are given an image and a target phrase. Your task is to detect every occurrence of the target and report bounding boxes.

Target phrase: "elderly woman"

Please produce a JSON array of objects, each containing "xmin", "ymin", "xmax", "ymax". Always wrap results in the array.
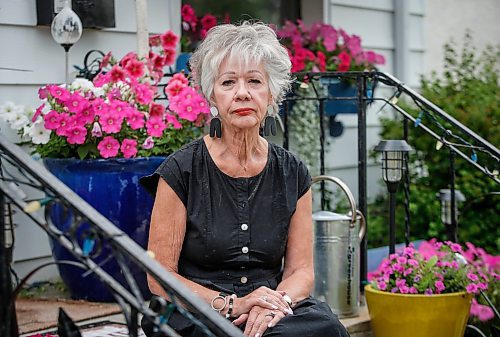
[{"xmin": 141, "ymin": 22, "xmax": 349, "ymax": 337}]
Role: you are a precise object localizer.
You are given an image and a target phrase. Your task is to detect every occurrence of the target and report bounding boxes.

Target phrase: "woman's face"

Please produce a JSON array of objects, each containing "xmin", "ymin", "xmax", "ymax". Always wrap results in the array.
[{"xmin": 212, "ymin": 55, "xmax": 272, "ymax": 132}]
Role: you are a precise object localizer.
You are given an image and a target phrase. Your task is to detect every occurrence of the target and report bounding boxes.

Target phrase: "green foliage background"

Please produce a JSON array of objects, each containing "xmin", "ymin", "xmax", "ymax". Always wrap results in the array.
[{"xmin": 368, "ymin": 34, "xmax": 500, "ymax": 254}]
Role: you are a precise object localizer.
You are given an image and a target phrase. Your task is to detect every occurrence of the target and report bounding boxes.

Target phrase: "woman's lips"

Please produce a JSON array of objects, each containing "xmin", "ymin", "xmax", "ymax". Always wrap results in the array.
[{"xmin": 233, "ymin": 108, "xmax": 254, "ymax": 116}]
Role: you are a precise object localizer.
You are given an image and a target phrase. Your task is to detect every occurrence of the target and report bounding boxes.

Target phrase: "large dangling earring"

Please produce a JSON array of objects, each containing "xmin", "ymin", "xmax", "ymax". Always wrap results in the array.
[
  {"xmin": 209, "ymin": 106, "xmax": 222, "ymax": 138},
  {"xmin": 263, "ymin": 105, "xmax": 277, "ymax": 136}
]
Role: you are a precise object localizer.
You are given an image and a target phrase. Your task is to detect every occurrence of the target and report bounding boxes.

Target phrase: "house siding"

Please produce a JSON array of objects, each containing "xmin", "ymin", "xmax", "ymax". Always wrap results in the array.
[{"xmin": 0, "ymin": 0, "xmax": 181, "ymax": 281}]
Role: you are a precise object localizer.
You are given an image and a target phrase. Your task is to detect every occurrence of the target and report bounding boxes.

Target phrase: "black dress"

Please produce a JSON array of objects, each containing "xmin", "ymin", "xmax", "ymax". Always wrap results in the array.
[{"xmin": 140, "ymin": 138, "xmax": 349, "ymax": 337}]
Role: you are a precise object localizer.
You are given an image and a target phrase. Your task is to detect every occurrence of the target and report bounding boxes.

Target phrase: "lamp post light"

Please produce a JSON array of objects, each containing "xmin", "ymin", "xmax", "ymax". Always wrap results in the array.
[
  {"xmin": 438, "ymin": 189, "xmax": 466, "ymax": 242},
  {"xmin": 50, "ymin": 0, "xmax": 83, "ymax": 85},
  {"xmin": 374, "ymin": 140, "xmax": 413, "ymax": 255}
]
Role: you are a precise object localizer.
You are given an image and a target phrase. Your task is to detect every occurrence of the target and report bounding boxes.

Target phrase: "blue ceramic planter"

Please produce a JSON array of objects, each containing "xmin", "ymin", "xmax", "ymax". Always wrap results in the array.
[
  {"xmin": 175, "ymin": 53, "xmax": 192, "ymax": 74},
  {"xmin": 322, "ymin": 79, "xmax": 374, "ymax": 116},
  {"xmin": 44, "ymin": 156, "xmax": 165, "ymax": 302}
]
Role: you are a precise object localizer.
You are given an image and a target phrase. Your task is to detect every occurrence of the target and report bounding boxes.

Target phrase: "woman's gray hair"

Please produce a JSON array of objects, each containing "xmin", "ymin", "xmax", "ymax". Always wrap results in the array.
[{"xmin": 189, "ymin": 21, "xmax": 292, "ymax": 110}]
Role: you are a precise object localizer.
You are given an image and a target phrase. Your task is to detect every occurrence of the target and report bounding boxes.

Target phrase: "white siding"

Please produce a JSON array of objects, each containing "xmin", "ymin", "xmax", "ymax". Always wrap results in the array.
[
  {"xmin": 0, "ymin": 0, "xmax": 181, "ymax": 281},
  {"xmin": 302, "ymin": 0, "xmax": 426, "ymax": 202},
  {"xmin": 424, "ymin": 0, "xmax": 500, "ymax": 76}
]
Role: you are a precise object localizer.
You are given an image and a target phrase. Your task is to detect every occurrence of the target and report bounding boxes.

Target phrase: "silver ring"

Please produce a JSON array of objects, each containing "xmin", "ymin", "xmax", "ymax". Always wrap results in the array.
[{"xmin": 265, "ymin": 312, "xmax": 276, "ymax": 319}]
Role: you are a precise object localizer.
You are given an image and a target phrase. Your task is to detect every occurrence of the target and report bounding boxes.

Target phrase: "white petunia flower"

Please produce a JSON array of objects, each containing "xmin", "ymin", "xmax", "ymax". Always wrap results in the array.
[
  {"xmin": 71, "ymin": 78, "xmax": 95, "ymax": 91},
  {"xmin": 25, "ymin": 120, "xmax": 51, "ymax": 144},
  {"xmin": 10, "ymin": 112, "xmax": 30, "ymax": 130}
]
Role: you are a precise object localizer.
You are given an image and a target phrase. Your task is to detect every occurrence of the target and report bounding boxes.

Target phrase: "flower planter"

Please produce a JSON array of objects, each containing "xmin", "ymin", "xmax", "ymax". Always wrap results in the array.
[
  {"xmin": 365, "ymin": 285, "xmax": 473, "ymax": 337},
  {"xmin": 321, "ymin": 78, "xmax": 374, "ymax": 116},
  {"xmin": 44, "ymin": 156, "xmax": 165, "ymax": 302},
  {"xmin": 175, "ymin": 52, "xmax": 192, "ymax": 74}
]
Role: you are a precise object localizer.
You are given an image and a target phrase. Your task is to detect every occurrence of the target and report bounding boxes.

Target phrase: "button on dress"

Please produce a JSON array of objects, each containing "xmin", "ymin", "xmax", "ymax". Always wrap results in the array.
[{"xmin": 140, "ymin": 138, "xmax": 349, "ymax": 337}]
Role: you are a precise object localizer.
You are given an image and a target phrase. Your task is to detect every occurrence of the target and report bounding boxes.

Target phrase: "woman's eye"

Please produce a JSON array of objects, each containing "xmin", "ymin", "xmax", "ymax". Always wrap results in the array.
[
  {"xmin": 249, "ymin": 79, "xmax": 261, "ymax": 84},
  {"xmin": 221, "ymin": 80, "xmax": 234, "ymax": 86}
]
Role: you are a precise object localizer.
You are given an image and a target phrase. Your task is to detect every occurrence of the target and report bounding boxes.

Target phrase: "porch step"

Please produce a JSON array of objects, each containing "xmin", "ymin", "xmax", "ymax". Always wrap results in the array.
[{"xmin": 339, "ymin": 305, "xmax": 373, "ymax": 337}]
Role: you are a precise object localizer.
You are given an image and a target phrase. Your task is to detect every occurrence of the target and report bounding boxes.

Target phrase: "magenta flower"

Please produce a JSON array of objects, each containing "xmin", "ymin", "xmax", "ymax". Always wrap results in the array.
[
  {"xmin": 100, "ymin": 112, "xmax": 123, "ymax": 134},
  {"xmin": 126, "ymin": 110, "xmax": 145, "ymax": 130},
  {"xmin": 55, "ymin": 113, "xmax": 70, "ymax": 136},
  {"xmin": 47, "ymin": 85, "xmax": 70, "ymax": 101},
  {"xmin": 134, "ymin": 83, "xmax": 154, "ymax": 105},
  {"xmin": 165, "ymin": 113, "xmax": 182, "ymax": 129},
  {"xmin": 146, "ymin": 116, "xmax": 166, "ymax": 137},
  {"xmin": 32, "ymin": 104, "xmax": 45, "ymax": 123},
  {"xmin": 66, "ymin": 92, "xmax": 89, "ymax": 114},
  {"xmin": 424, "ymin": 288, "xmax": 433, "ymax": 295},
  {"xmin": 160, "ymin": 30, "xmax": 179, "ymax": 50},
  {"xmin": 434, "ymin": 280, "xmax": 445, "ymax": 293},
  {"xmin": 467, "ymin": 272, "xmax": 479, "ymax": 282},
  {"xmin": 466, "ymin": 283, "xmax": 478, "ymax": 294},
  {"xmin": 377, "ymin": 281, "xmax": 387, "ymax": 291},
  {"xmin": 124, "ymin": 58, "xmax": 145, "ymax": 79},
  {"xmin": 109, "ymin": 65, "xmax": 126, "ymax": 83},
  {"xmin": 149, "ymin": 102, "xmax": 166, "ymax": 118},
  {"xmin": 76, "ymin": 107, "xmax": 95, "ymax": 125},
  {"xmin": 43, "ymin": 110, "xmax": 61, "ymax": 130},
  {"xmin": 97, "ymin": 136, "xmax": 120, "ymax": 158},
  {"xmin": 66, "ymin": 125, "xmax": 87, "ymax": 145},
  {"xmin": 120, "ymin": 139, "xmax": 138, "ymax": 158}
]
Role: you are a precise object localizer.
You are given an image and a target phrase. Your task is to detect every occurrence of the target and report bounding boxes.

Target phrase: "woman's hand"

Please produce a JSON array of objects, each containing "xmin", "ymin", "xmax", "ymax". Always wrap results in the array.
[
  {"xmin": 232, "ymin": 286, "xmax": 292, "ymax": 318},
  {"xmin": 238, "ymin": 306, "xmax": 285, "ymax": 337}
]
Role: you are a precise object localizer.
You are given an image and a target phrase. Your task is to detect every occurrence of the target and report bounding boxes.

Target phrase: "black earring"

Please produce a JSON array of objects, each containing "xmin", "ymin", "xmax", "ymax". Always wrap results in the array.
[
  {"xmin": 209, "ymin": 106, "xmax": 222, "ymax": 138},
  {"xmin": 263, "ymin": 105, "xmax": 277, "ymax": 136}
]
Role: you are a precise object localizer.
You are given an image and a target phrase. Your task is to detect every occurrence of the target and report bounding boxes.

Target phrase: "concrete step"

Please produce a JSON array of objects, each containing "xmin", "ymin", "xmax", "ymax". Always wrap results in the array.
[{"xmin": 340, "ymin": 305, "xmax": 373, "ymax": 337}]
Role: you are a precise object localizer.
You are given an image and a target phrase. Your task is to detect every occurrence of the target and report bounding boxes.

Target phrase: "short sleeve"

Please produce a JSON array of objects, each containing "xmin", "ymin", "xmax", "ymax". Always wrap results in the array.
[
  {"xmin": 297, "ymin": 159, "xmax": 312, "ymax": 199},
  {"xmin": 139, "ymin": 156, "xmax": 188, "ymax": 206}
]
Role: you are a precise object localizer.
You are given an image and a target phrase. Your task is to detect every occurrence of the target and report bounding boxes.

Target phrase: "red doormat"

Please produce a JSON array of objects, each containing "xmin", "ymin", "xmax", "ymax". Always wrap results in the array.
[{"xmin": 16, "ymin": 298, "xmax": 121, "ymax": 334}]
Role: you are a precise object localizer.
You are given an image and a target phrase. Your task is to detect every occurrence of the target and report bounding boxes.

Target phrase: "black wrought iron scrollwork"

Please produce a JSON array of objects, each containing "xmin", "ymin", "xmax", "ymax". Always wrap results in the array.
[
  {"xmin": 74, "ymin": 49, "xmax": 105, "ymax": 81},
  {"xmin": 0, "ymin": 135, "xmax": 243, "ymax": 337}
]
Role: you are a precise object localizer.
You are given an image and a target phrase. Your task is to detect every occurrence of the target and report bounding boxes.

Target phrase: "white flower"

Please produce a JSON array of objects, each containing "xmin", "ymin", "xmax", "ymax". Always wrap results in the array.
[
  {"xmin": 10, "ymin": 112, "xmax": 30, "ymax": 130},
  {"xmin": 0, "ymin": 101, "xmax": 23, "ymax": 123},
  {"xmin": 24, "ymin": 120, "xmax": 51, "ymax": 144},
  {"xmin": 71, "ymin": 78, "xmax": 95, "ymax": 91}
]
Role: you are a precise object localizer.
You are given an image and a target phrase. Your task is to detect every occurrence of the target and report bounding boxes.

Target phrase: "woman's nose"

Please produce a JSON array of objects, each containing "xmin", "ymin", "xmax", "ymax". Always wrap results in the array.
[{"xmin": 235, "ymin": 82, "xmax": 251, "ymax": 100}]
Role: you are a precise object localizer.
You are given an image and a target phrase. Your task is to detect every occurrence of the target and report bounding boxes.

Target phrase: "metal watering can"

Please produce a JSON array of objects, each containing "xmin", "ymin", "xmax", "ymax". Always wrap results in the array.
[{"xmin": 311, "ymin": 175, "xmax": 366, "ymax": 318}]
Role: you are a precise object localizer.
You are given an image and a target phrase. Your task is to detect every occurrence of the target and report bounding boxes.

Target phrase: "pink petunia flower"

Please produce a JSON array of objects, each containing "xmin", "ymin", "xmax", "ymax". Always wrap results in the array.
[
  {"xmin": 66, "ymin": 92, "xmax": 89, "ymax": 114},
  {"xmin": 32, "ymin": 104, "xmax": 45, "ymax": 123},
  {"xmin": 467, "ymin": 272, "xmax": 479, "ymax": 282},
  {"xmin": 43, "ymin": 110, "xmax": 61, "ymax": 130},
  {"xmin": 434, "ymin": 280, "xmax": 445, "ymax": 293},
  {"xmin": 55, "ymin": 112, "xmax": 70, "ymax": 136},
  {"xmin": 100, "ymin": 112, "xmax": 123, "ymax": 134},
  {"xmin": 146, "ymin": 116, "xmax": 166, "ymax": 137},
  {"xmin": 466, "ymin": 283, "xmax": 478, "ymax": 294},
  {"xmin": 120, "ymin": 138, "xmax": 138, "ymax": 158},
  {"xmin": 160, "ymin": 31, "xmax": 179, "ymax": 50},
  {"xmin": 134, "ymin": 83, "xmax": 154, "ymax": 105},
  {"xmin": 91, "ymin": 98, "xmax": 108, "ymax": 116},
  {"xmin": 66, "ymin": 125, "xmax": 87, "ymax": 144},
  {"xmin": 97, "ymin": 136, "xmax": 120, "ymax": 158},
  {"xmin": 165, "ymin": 79, "xmax": 188, "ymax": 98},
  {"xmin": 109, "ymin": 65, "xmax": 126, "ymax": 83},
  {"xmin": 165, "ymin": 113, "xmax": 182, "ymax": 129},
  {"xmin": 149, "ymin": 102, "xmax": 166, "ymax": 118},
  {"xmin": 47, "ymin": 85, "xmax": 70, "ymax": 102},
  {"xmin": 126, "ymin": 110, "xmax": 145, "ymax": 130},
  {"xmin": 124, "ymin": 58, "xmax": 145, "ymax": 79}
]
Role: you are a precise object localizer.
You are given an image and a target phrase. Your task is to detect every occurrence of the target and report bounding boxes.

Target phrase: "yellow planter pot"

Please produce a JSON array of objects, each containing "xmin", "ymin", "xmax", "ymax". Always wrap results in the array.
[{"xmin": 365, "ymin": 284, "xmax": 473, "ymax": 337}]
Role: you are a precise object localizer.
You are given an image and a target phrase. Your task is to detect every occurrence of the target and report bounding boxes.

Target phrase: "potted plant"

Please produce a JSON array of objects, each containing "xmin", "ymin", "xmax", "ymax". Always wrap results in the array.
[
  {"xmin": 1, "ymin": 29, "xmax": 209, "ymax": 301},
  {"xmin": 276, "ymin": 20, "xmax": 386, "ymax": 116},
  {"xmin": 173, "ymin": 4, "xmax": 224, "ymax": 73},
  {"xmin": 366, "ymin": 239, "xmax": 494, "ymax": 337}
]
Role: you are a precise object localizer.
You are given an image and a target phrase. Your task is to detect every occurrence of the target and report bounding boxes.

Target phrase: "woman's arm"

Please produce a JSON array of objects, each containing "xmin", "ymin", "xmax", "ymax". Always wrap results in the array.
[
  {"xmin": 276, "ymin": 188, "xmax": 314, "ymax": 306},
  {"xmin": 147, "ymin": 179, "xmax": 287, "ymax": 316},
  {"xmin": 240, "ymin": 189, "xmax": 314, "ymax": 336}
]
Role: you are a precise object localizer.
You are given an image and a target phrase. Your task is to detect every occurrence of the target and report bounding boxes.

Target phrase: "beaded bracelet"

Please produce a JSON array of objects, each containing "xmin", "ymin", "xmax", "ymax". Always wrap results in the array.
[
  {"xmin": 210, "ymin": 292, "xmax": 228, "ymax": 313},
  {"xmin": 225, "ymin": 294, "xmax": 236, "ymax": 319}
]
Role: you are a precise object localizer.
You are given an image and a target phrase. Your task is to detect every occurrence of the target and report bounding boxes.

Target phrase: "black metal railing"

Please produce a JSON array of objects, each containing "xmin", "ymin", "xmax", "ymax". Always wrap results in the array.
[
  {"xmin": 0, "ymin": 135, "xmax": 244, "ymax": 337},
  {"xmin": 1, "ymin": 68, "xmax": 497, "ymax": 337},
  {"xmin": 278, "ymin": 71, "xmax": 499, "ymax": 293}
]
